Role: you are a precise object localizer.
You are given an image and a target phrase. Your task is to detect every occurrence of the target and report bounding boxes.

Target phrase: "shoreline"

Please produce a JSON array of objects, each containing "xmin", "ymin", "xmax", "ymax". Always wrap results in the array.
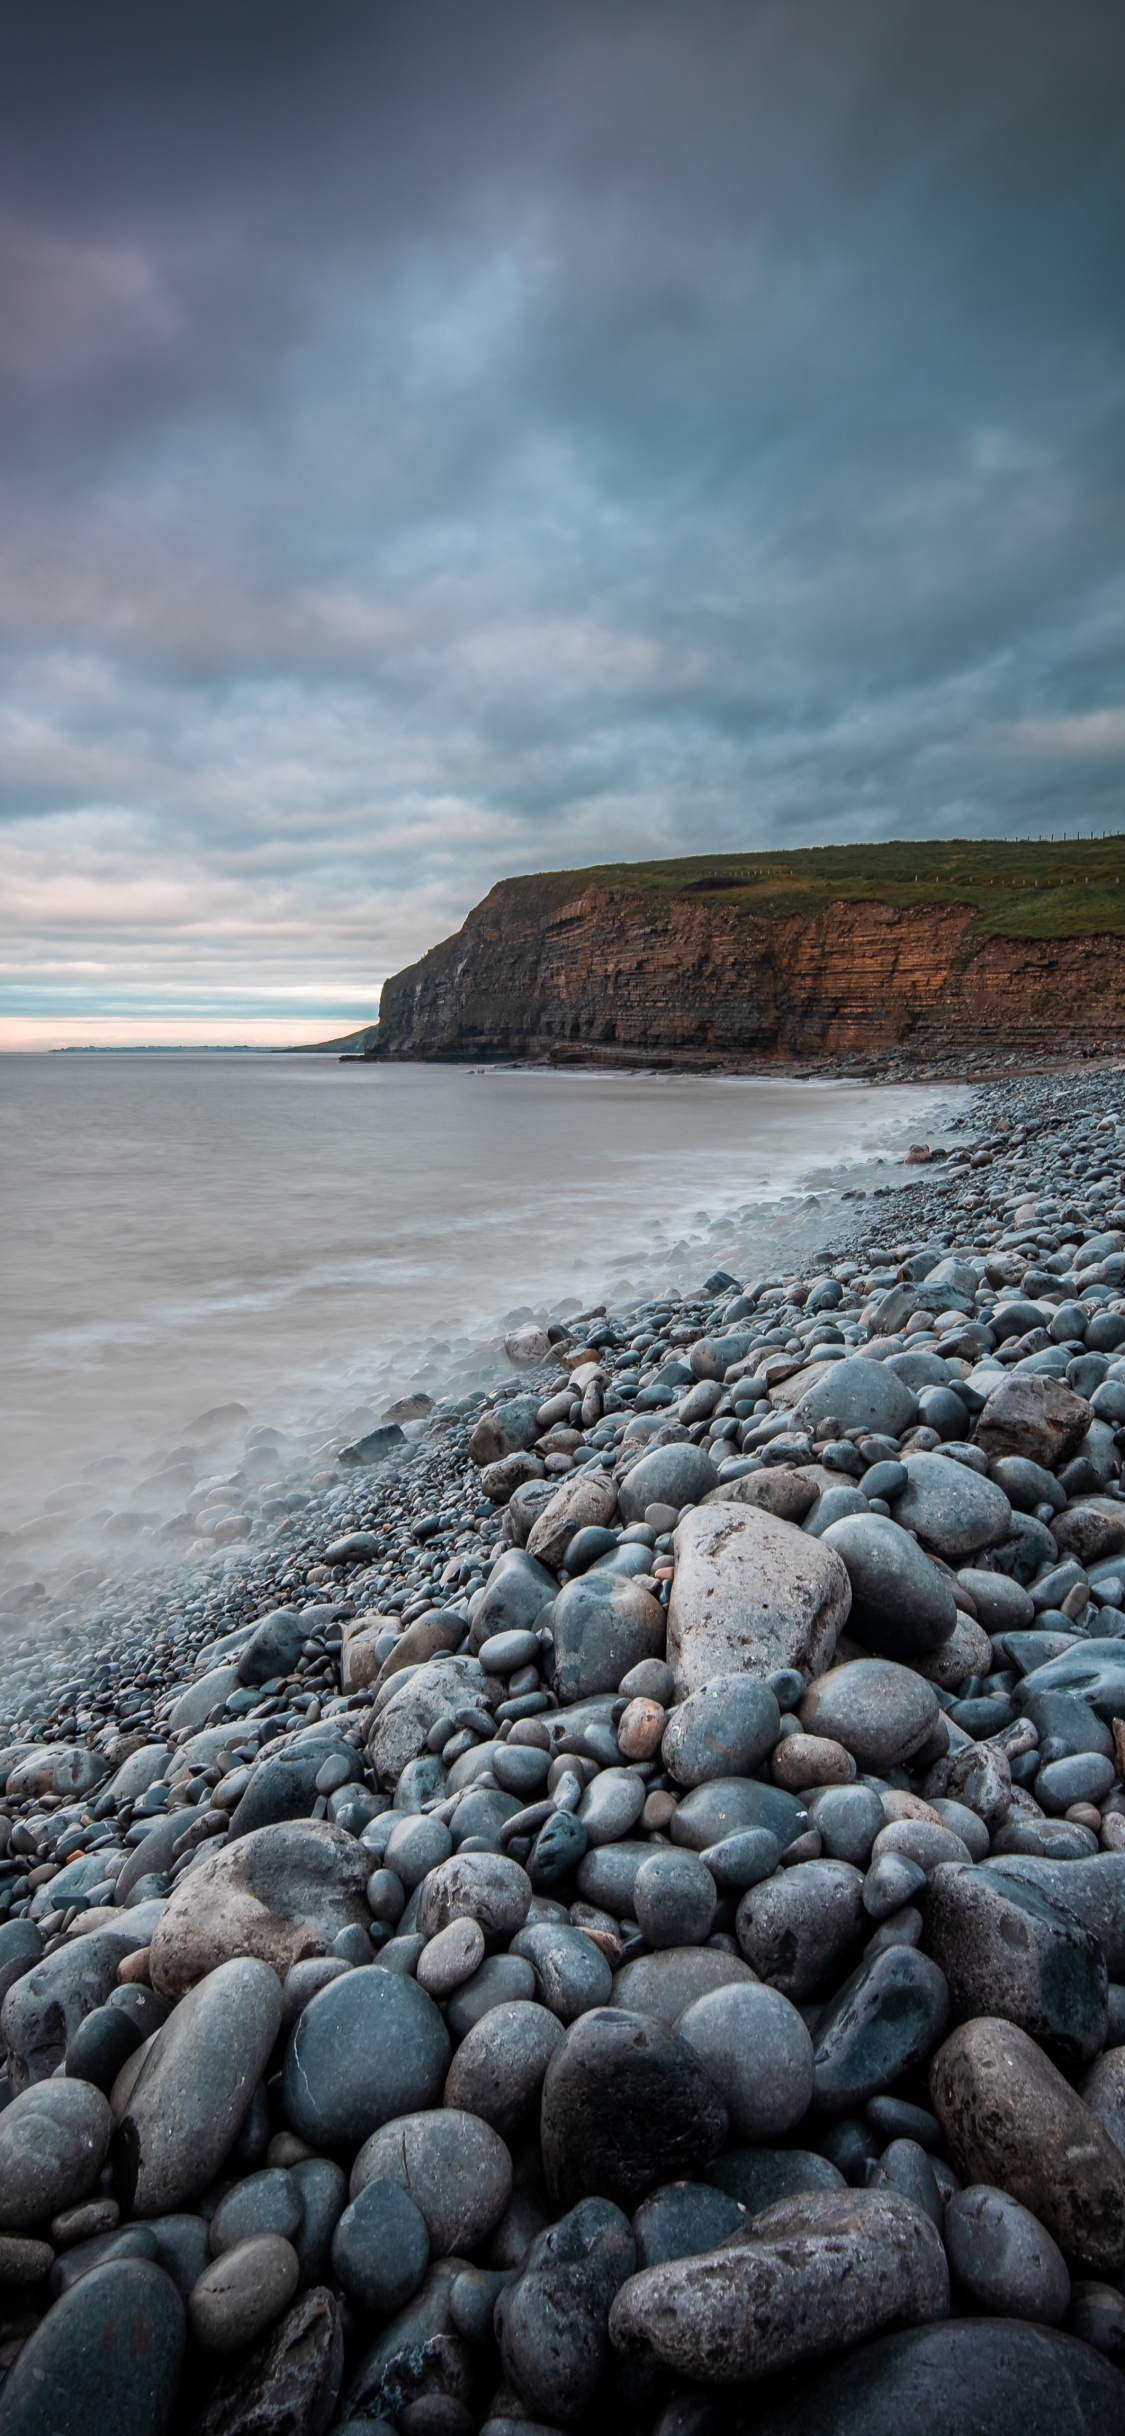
[{"xmin": 0, "ymin": 1061, "xmax": 1124, "ymax": 2424}]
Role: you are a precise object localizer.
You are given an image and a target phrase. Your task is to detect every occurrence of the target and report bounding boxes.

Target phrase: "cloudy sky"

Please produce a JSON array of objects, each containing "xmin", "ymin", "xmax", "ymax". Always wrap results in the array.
[{"xmin": 1, "ymin": 0, "xmax": 1123, "ymax": 1045}]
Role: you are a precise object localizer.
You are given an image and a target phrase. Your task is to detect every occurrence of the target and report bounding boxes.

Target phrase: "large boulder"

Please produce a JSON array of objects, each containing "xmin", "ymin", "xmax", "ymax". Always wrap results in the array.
[
  {"xmin": 667, "ymin": 1506, "xmax": 850, "ymax": 1696},
  {"xmin": 147, "ymin": 1820, "xmax": 370, "ymax": 2000},
  {"xmin": 5, "ymin": 1745, "xmax": 107, "ymax": 1802},
  {"xmin": 607, "ymin": 2186, "xmax": 948, "ymax": 2382}
]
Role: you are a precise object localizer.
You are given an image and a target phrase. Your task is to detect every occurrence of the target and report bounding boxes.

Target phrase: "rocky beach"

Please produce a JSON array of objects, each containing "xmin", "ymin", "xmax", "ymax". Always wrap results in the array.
[{"xmin": 4, "ymin": 1064, "xmax": 1125, "ymax": 2435}]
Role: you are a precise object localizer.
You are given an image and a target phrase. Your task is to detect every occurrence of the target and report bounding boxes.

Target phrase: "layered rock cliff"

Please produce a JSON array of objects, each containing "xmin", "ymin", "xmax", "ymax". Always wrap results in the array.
[{"xmin": 370, "ymin": 855, "xmax": 1125, "ymax": 1067}]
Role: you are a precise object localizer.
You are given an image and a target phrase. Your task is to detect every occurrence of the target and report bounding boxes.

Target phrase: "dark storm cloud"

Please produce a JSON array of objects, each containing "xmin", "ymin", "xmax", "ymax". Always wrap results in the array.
[{"xmin": 0, "ymin": 0, "xmax": 1123, "ymax": 1034}]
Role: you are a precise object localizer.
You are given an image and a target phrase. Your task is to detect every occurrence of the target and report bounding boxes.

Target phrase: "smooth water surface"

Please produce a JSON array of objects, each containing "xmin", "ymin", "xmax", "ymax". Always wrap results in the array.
[{"xmin": 0, "ymin": 1055, "xmax": 956, "ymax": 1534}]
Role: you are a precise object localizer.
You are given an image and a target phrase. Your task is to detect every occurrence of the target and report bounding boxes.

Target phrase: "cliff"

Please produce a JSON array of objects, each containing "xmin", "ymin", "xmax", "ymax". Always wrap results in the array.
[{"xmin": 368, "ymin": 840, "xmax": 1125, "ymax": 1068}]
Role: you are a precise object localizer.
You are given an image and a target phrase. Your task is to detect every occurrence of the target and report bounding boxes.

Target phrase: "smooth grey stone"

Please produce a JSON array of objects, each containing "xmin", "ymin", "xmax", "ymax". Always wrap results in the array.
[
  {"xmin": 551, "ymin": 1573, "xmax": 665, "ymax": 1702},
  {"xmin": 617, "ymin": 1444, "xmax": 721, "ymax": 1522},
  {"xmin": 117, "ymin": 1955, "xmax": 282, "ymax": 2218},
  {"xmin": 496, "ymin": 2196, "xmax": 636, "ymax": 2424},
  {"xmin": 866, "ymin": 2093, "xmax": 942, "ymax": 2149},
  {"xmin": 208, "ymin": 2167, "xmax": 302, "ymax": 2255},
  {"xmin": 1038, "ymin": 1751, "xmax": 1116, "ymax": 1811},
  {"xmin": 822, "ymin": 1513, "xmax": 958, "ymax": 1658},
  {"xmin": 932, "ymin": 2015, "xmax": 1125, "ymax": 2278},
  {"xmin": 891, "ymin": 1455, "xmax": 1010, "ymax": 1561},
  {"xmin": 1079, "ymin": 2045, "xmax": 1125, "ymax": 2159},
  {"xmin": 449, "ymin": 2262, "xmax": 511, "ymax": 2344},
  {"xmin": 677, "ymin": 1981, "xmax": 813, "ymax": 2139},
  {"xmin": 413, "ymin": 1851, "xmax": 532, "ymax": 1939},
  {"xmin": 469, "ymin": 1552, "xmax": 556, "ymax": 1652},
  {"xmin": 804, "ymin": 1484, "xmax": 869, "ymax": 1534},
  {"xmin": 188, "ymin": 2229, "xmax": 300, "ymax": 2351},
  {"xmin": 986, "ymin": 1853, "xmax": 1125, "ymax": 1975},
  {"xmin": 619, "ymin": 1658, "xmax": 676, "ymax": 1704},
  {"xmin": 0, "ymin": 1920, "xmax": 43, "ymax": 2012},
  {"xmin": 1064, "ymin": 2278, "xmax": 1125, "ymax": 2364},
  {"xmin": 672, "ymin": 1776, "xmax": 806, "ymax": 1852},
  {"xmin": 870, "ymin": 2136, "xmax": 943, "ymax": 2227},
  {"xmin": 350, "ymin": 2108, "xmax": 512, "ymax": 2254},
  {"xmin": 634, "ymin": 1850, "xmax": 717, "ymax": 1949},
  {"xmin": 611, "ymin": 1946, "xmax": 757, "ymax": 2028},
  {"xmin": 367, "ymin": 1655, "xmax": 487, "ymax": 1789},
  {"xmin": 446, "ymin": 1952, "xmax": 537, "ymax": 2038},
  {"xmin": 505, "ymin": 1479, "xmax": 560, "ymax": 1546},
  {"xmin": 957, "ymin": 1568, "xmax": 1035, "ymax": 1631},
  {"xmin": 493, "ymin": 1742, "xmax": 552, "ymax": 1798},
  {"xmin": 50, "ymin": 2224, "xmax": 159, "ymax": 2298},
  {"xmin": 707, "ymin": 2146, "xmax": 845, "ymax": 2209},
  {"xmin": 991, "ymin": 1455, "xmax": 1068, "ymax": 1514},
  {"xmin": 190, "ymin": 2285, "xmax": 344, "ymax": 2436},
  {"xmin": 813, "ymin": 1946, "xmax": 950, "ymax": 2116},
  {"xmin": 394, "ymin": 1753, "xmax": 448, "ymax": 1811},
  {"xmin": 699, "ymin": 1828, "xmax": 781, "ymax": 1892},
  {"xmin": 797, "ymin": 1358, "xmax": 919, "ymax": 1437},
  {"xmin": 147, "ymin": 1817, "xmax": 370, "ymax": 1996},
  {"xmin": 0, "ymin": 2256, "xmax": 185, "ymax": 2436},
  {"xmin": 147, "ymin": 2213, "xmax": 210, "ymax": 2296},
  {"xmin": 383, "ymin": 1812, "xmax": 453, "ymax": 1890},
  {"xmin": 0, "ymin": 2078, "xmax": 112, "ymax": 2230},
  {"xmin": 332, "ymin": 2178, "xmax": 430, "ymax": 2312},
  {"xmin": 565, "ymin": 1526, "xmax": 621, "ymax": 1574},
  {"xmin": 445, "ymin": 1998, "xmax": 565, "ymax": 2134},
  {"xmin": 1017, "ymin": 1639, "xmax": 1125, "ymax": 1719},
  {"xmin": 736, "ymin": 1859, "xmax": 866, "ymax": 2001},
  {"xmin": 661, "ymin": 1675, "xmax": 780, "ymax": 1788},
  {"xmin": 885, "ymin": 1350, "xmax": 955, "ymax": 1390},
  {"xmin": 1, "ymin": 1924, "xmax": 141, "ymax": 2090},
  {"xmin": 800, "ymin": 1659, "xmax": 939, "ymax": 1768},
  {"xmin": 343, "ymin": 2258, "xmax": 470, "ymax": 2422},
  {"xmin": 632, "ymin": 2181, "xmax": 746, "ymax": 2269},
  {"xmin": 925, "ymin": 1862, "xmax": 1108, "ymax": 2069},
  {"xmin": 168, "ymin": 1665, "xmax": 241, "ymax": 1732},
  {"xmin": 863, "ymin": 1852, "xmax": 926, "ymax": 1920},
  {"xmin": 480, "ymin": 1627, "xmax": 542, "ymax": 1673},
  {"xmin": 280, "ymin": 1955, "xmax": 351, "ymax": 2032},
  {"xmin": 540, "ymin": 2008, "xmax": 728, "ymax": 2211},
  {"xmin": 807, "ymin": 1784, "xmax": 885, "ymax": 1866},
  {"xmin": 607, "ymin": 2184, "xmax": 947, "ymax": 2381},
  {"xmin": 576, "ymin": 1842, "xmax": 647, "ymax": 1916},
  {"xmin": 943, "ymin": 2183, "xmax": 1070, "ymax": 2320},
  {"xmin": 750, "ymin": 2319, "xmax": 1125, "ymax": 2436},
  {"xmin": 510, "ymin": 1922, "xmax": 613, "ymax": 2021},
  {"xmin": 115, "ymin": 1814, "xmax": 185, "ymax": 1902},
  {"xmin": 1019, "ymin": 1689, "xmax": 1114, "ymax": 1757},
  {"xmin": 238, "ymin": 1609, "xmax": 314, "ymax": 1684},
  {"xmin": 283, "ymin": 1966, "xmax": 450, "ymax": 2148},
  {"xmin": 65, "ymin": 2005, "xmax": 144, "ymax": 2096},
  {"xmin": 289, "ymin": 2155, "xmax": 347, "ymax": 2283},
  {"xmin": 451, "ymin": 1785, "xmax": 521, "ymax": 1848},
  {"xmin": 589, "ymin": 1542, "xmax": 659, "ymax": 1581},
  {"xmin": 578, "ymin": 1768, "xmax": 646, "ymax": 1846}
]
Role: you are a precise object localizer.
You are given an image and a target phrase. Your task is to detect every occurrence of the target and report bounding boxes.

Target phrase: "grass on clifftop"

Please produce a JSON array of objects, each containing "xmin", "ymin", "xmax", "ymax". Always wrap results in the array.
[{"xmin": 496, "ymin": 836, "xmax": 1125, "ymax": 942}]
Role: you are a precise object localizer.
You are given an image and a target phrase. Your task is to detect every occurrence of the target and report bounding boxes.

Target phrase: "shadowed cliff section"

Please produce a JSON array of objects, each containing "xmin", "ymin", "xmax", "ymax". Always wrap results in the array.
[{"xmin": 368, "ymin": 839, "xmax": 1125, "ymax": 1068}]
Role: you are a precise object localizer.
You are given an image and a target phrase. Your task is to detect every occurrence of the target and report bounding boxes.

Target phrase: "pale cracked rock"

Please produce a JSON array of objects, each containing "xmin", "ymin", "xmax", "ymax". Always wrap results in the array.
[
  {"xmin": 525, "ymin": 1470, "xmax": 619, "ymax": 1571},
  {"xmin": 147, "ymin": 1820, "xmax": 370, "ymax": 2001},
  {"xmin": 607, "ymin": 2185, "xmax": 948, "ymax": 2383},
  {"xmin": 366, "ymin": 1656, "xmax": 486, "ymax": 1789},
  {"xmin": 667, "ymin": 1506, "xmax": 850, "ymax": 1697}
]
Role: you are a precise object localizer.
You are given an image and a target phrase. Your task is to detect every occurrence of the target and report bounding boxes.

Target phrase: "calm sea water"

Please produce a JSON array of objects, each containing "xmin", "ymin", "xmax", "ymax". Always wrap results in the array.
[{"xmin": 0, "ymin": 1055, "xmax": 958, "ymax": 1549}]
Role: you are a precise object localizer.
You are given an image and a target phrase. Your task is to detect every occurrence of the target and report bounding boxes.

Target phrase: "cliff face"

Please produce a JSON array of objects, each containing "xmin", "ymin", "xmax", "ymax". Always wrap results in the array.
[{"xmin": 372, "ymin": 874, "xmax": 1125, "ymax": 1064}]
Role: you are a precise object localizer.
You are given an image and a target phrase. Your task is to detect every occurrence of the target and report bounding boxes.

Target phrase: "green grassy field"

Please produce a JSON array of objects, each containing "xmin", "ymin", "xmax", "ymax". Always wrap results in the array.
[{"xmin": 494, "ymin": 836, "xmax": 1125, "ymax": 943}]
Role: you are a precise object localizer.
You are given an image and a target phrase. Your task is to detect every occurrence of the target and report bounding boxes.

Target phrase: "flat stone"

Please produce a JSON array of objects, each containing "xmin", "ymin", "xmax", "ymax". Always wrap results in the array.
[
  {"xmin": 540, "ymin": 2008, "xmax": 728, "ymax": 2211},
  {"xmin": 749, "ymin": 2320, "xmax": 1125, "ymax": 2436},
  {"xmin": 821, "ymin": 1515, "xmax": 957, "ymax": 1659},
  {"xmin": 924, "ymin": 1863, "xmax": 1107, "ymax": 2068},
  {"xmin": 116, "ymin": 1956, "xmax": 281, "ymax": 2217},
  {"xmin": 350, "ymin": 2109, "xmax": 512, "ymax": 2254},
  {"xmin": 445, "ymin": 1999, "xmax": 565, "ymax": 2135},
  {"xmin": 551, "ymin": 1574, "xmax": 665, "ymax": 1701},
  {"xmin": 147, "ymin": 1820, "xmax": 370, "ymax": 2000},
  {"xmin": 607, "ymin": 2185, "xmax": 947, "ymax": 2382},
  {"xmin": 891, "ymin": 1455, "xmax": 1011, "ymax": 1561},
  {"xmin": 931, "ymin": 2015, "xmax": 1125, "ymax": 2275},
  {"xmin": 800, "ymin": 1659, "xmax": 939, "ymax": 1769},
  {"xmin": 331, "ymin": 2178, "xmax": 430, "ymax": 2313},
  {"xmin": 1016, "ymin": 1640, "xmax": 1125, "ymax": 1722},
  {"xmin": 610, "ymin": 1946, "xmax": 757, "ymax": 2028},
  {"xmin": 168, "ymin": 1666, "xmax": 242, "ymax": 1733},
  {"xmin": 189, "ymin": 2233, "xmax": 299, "ymax": 2353},
  {"xmin": 985, "ymin": 1854, "xmax": 1125, "ymax": 1975},
  {"xmin": 943, "ymin": 2184, "xmax": 1070, "ymax": 2322},
  {"xmin": 526, "ymin": 1471, "xmax": 619, "ymax": 1570},
  {"xmin": 661, "ymin": 1675, "xmax": 781, "ymax": 1787},
  {"xmin": 975, "ymin": 1375, "xmax": 1094, "ymax": 1469},
  {"xmin": 736, "ymin": 1860, "xmax": 866, "ymax": 2001},
  {"xmin": 283, "ymin": 1967, "xmax": 450, "ymax": 2149},
  {"xmin": 702, "ymin": 1468, "xmax": 818, "ymax": 1522},
  {"xmin": 0, "ymin": 2256, "xmax": 185, "ymax": 2436},
  {"xmin": 677, "ymin": 1982, "xmax": 813, "ymax": 2139},
  {"xmin": 189, "ymin": 2287, "xmax": 344, "ymax": 2436},
  {"xmin": 510, "ymin": 1922, "xmax": 613, "ymax": 2021},
  {"xmin": 813, "ymin": 1946, "xmax": 950, "ymax": 2115},
  {"xmin": 413, "ymin": 1851, "xmax": 532, "ymax": 1939},
  {"xmin": 667, "ymin": 1507, "xmax": 851, "ymax": 1695},
  {"xmin": 672, "ymin": 1775, "xmax": 806, "ymax": 1851},
  {"xmin": 0, "ymin": 2079, "xmax": 111, "ymax": 2229},
  {"xmin": 496, "ymin": 2196, "xmax": 636, "ymax": 2425}
]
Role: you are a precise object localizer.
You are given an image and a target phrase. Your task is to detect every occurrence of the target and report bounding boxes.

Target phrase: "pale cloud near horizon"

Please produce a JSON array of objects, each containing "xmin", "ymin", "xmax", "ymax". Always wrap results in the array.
[{"xmin": 0, "ymin": 0, "xmax": 1123, "ymax": 1042}]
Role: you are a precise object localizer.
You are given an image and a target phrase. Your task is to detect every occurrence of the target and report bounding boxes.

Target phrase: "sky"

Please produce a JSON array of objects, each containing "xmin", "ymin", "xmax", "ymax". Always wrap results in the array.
[{"xmin": 1, "ymin": 0, "xmax": 1123, "ymax": 1047}]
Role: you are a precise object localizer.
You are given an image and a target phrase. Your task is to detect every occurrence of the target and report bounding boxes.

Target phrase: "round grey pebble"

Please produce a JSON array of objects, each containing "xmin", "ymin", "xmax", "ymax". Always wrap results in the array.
[
  {"xmin": 351, "ymin": 2107, "xmax": 513, "ymax": 2255},
  {"xmin": 331, "ymin": 2177, "xmax": 430, "ymax": 2313},
  {"xmin": 188, "ymin": 2232, "xmax": 299, "ymax": 2353},
  {"xmin": 445, "ymin": 1998, "xmax": 566, "ymax": 2135},
  {"xmin": 863, "ymin": 1852, "xmax": 928, "ymax": 1921},
  {"xmin": 208, "ymin": 2167, "xmax": 302, "ymax": 2256},
  {"xmin": 943, "ymin": 2183, "xmax": 1070, "ymax": 2323},
  {"xmin": 677, "ymin": 1981, "xmax": 814, "ymax": 2139},
  {"xmin": 282, "ymin": 1966, "xmax": 450, "ymax": 2149},
  {"xmin": 661, "ymin": 1675, "xmax": 781, "ymax": 1787},
  {"xmin": 633, "ymin": 1850, "xmax": 717, "ymax": 1949},
  {"xmin": 807, "ymin": 1785, "xmax": 886, "ymax": 1866},
  {"xmin": 632, "ymin": 2179, "xmax": 747, "ymax": 2268},
  {"xmin": 510, "ymin": 1922, "xmax": 613, "ymax": 2021},
  {"xmin": 383, "ymin": 1814, "xmax": 453, "ymax": 1892},
  {"xmin": 446, "ymin": 1952, "xmax": 537, "ymax": 2038},
  {"xmin": 0, "ymin": 2078, "xmax": 112, "ymax": 2230},
  {"xmin": 0, "ymin": 2256, "xmax": 185, "ymax": 2436},
  {"xmin": 699, "ymin": 1829, "xmax": 781, "ymax": 1892}
]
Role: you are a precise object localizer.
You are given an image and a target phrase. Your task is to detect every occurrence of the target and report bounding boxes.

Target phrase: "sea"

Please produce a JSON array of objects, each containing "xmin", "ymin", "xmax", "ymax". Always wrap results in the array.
[{"xmin": 0, "ymin": 1054, "xmax": 962, "ymax": 1573}]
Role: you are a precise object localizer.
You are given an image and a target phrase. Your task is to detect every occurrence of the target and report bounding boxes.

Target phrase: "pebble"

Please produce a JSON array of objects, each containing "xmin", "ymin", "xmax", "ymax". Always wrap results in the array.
[
  {"xmin": 283, "ymin": 1966, "xmax": 451, "ymax": 2149},
  {"xmin": 631, "ymin": 2178, "xmax": 746, "ymax": 2267},
  {"xmin": 667, "ymin": 1506, "xmax": 851, "ymax": 1693},
  {"xmin": 116, "ymin": 1956, "xmax": 282, "ymax": 2216},
  {"xmin": 331, "ymin": 2177, "xmax": 431, "ymax": 2312},
  {"xmin": 0, "ymin": 2257, "xmax": 186, "ymax": 2436},
  {"xmin": 813, "ymin": 1945, "xmax": 951, "ymax": 2113},
  {"xmin": 495, "ymin": 2196, "xmax": 636, "ymax": 2424},
  {"xmin": 943, "ymin": 2183, "xmax": 1071, "ymax": 2321},
  {"xmin": 510, "ymin": 1921, "xmax": 613, "ymax": 2019},
  {"xmin": 444, "ymin": 1998, "xmax": 565, "ymax": 2133},
  {"xmin": 931, "ymin": 2015, "xmax": 1125, "ymax": 2276},
  {"xmin": 413, "ymin": 1851, "xmax": 532, "ymax": 1940},
  {"xmin": 445, "ymin": 1951, "xmax": 537, "ymax": 2036},
  {"xmin": 540, "ymin": 2007, "xmax": 728, "ymax": 2210},
  {"xmin": 416, "ymin": 1916, "xmax": 486, "ymax": 1997},
  {"xmin": 661, "ymin": 1673, "xmax": 781, "ymax": 1786},
  {"xmin": 633, "ymin": 1849, "xmax": 717, "ymax": 1948},
  {"xmin": 677, "ymin": 1981, "xmax": 814, "ymax": 2137},
  {"xmin": 672, "ymin": 1773, "xmax": 806, "ymax": 1850},
  {"xmin": 147, "ymin": 1818, "xmax": 371, "ymax": 1999},
  {"xmin": 190, "ymin": 2288, "xmax": 344, "ymax": 2436},
  {"xmin": 800, "ymin": 1657, "xmax": 940, "ymax": 1768},
  {"xmin": 610, "ymin": 1944, "xmax": 756, "ymax": 2026},
  {"xmin": 0, "ymin": 2078, "xmax": 112, "ymax": 2229},
  {"xmin": 188, "ymin": 2232, "xmax": 300, "ymax": 2353},
  {"xmin": 350, "ymin": 2108, "xmax": 513, "ymax": 2254},
  {"xmin": 550, "ymin": 1572, "xmax": 665, "ymax": 1701},
  {"xmin": 736, "ymin": 1859, "xmax": 866, "ymax": 2000},
  {"xmin": 750, "ymin": 2318, "xmax": 1125, "ymax": 2436},
  {"xmin": 926, "ymin": 1860, "xmax": 1108, "ymax": 2067},
  {"xmin": 892, "ymin": 1454, "xmax": 1011, "ymax": 1560},
  {"xmin": 207, "ymin": 2165, "xmax": 302, "ymax": 2254},
  {"xmin": 821, "ymin": 1514, "xmax": 958, "ymax": 1658}
]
